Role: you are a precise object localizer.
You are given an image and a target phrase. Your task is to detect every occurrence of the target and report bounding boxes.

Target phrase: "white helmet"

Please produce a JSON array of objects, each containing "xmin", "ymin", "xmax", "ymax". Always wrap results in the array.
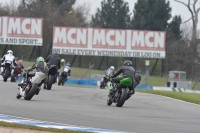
[
  {"xmin": 7, "ymin": 50, "xmax": 13, "ymax": 54},
  {"xmin": 110, "ymin": 66, "xmax": 115, "ymax": 70}
]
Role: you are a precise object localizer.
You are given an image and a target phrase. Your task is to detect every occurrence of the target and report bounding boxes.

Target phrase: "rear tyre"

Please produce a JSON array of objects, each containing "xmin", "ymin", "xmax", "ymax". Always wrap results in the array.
[
  {"xmin": 3, "ymin": 69, "xmax": 9, "ymax": 82},
  {"xmin": 24, "ymin": 83, "xmax": 38, "ymax": 100},
  {"xmin": 116, "ymin": 88, "xmax": 127, "ymax": 107},
  {"xmin": 47, "ymin": 75, "xmax": 54, "ymax": 90}
]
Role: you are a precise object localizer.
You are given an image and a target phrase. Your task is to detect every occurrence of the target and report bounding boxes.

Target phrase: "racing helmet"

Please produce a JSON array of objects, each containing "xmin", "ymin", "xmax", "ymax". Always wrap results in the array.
[
  {"xmin": 37, "ymin": 57, "xmax": 44, "ymax": 62},
  {"xmin": 110, "ymin": 66, "xmax": 115, "ymax": 70},
  {"xmin": 124, "ymin": 60, "xmax": 132, "ymax": 66},
  {"xmin": 7, "ymin": 50, "xmax": 13, "ymax": 54}
]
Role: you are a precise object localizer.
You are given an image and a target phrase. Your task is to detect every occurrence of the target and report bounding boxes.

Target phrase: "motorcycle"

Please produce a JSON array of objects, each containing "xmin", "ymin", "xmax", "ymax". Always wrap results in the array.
[
  {"xmin": 100, "ymin": 68, "xmax": 114, "ymax": 89},
  {"xmin": 2, "ymin": 60, "xmax": 13, "ymax": 82},
  {"xmin": 11, "ymin": 66, "xmax": 22, "ymax": 82},
  {"xmin": 100, "ymin": 76, "xmax": 109, "ymax": 89},
  {"xmin": 47, "ymin": 64, "xmax": 58, "ymax": 90},
  {"xmin": 107, "ymin": 77, "xmax": 133, "ymax": 107},
  {"xmin": 16, "ymin": 69, "xmax": 42, "ymax": 100},
  {"xmin": 58, "ymin": 71, "xmax": 69, "ymax": 86}
]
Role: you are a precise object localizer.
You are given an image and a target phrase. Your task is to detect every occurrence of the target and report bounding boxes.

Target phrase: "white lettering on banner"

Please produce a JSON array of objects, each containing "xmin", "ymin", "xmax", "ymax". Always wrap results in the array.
[
  {"xmin": 92, "ymin": 29, "xmax": 126, "ymax": 48},
  {"xmin": 131, "ymin": 31, "xmax": 165, "ymax": 50},
  {"xmin": 52, "ymin": 27, "xmax": 166, "ymax": 58},
  {"xmin": 54, "ymin": 28, "xmax": 67, "ymax": 44},
  {"xmin": 53, "ymin": 27, "xmax": 87, "ymax": 47},
  {"xmin": 93, "ymin": 30, "xmax": 106, "ymax": 45},
  {"xmin": 7, "ymin": 17, "xmax": 42, "ymax": 37}
]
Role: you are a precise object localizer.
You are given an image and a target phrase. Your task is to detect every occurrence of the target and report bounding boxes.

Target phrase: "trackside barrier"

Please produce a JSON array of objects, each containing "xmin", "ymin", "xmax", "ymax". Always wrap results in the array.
[{"xmin": 14, "ymin": 78, "xmax": 200, "ymax": 93}]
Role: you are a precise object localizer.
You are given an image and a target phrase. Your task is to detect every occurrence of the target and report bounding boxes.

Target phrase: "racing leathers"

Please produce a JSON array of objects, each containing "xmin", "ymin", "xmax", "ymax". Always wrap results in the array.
[
  {"xmin": 23, "ymin": 61, "xmax": 47, "ymax": 87},
  {"xmin": 1, "ymin": 53, "xmax": 17, "ymax": 74},
  {"xmin": 45, "ymin": 54, "xmax": 61, "ymax": 76},
  {"xmin": 61, "ymin": 65, "xmax": 71, "ymax": 78}
]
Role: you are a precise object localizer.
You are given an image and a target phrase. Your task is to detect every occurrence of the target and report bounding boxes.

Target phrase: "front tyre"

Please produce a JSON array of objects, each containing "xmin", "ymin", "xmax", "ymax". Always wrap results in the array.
[
  {"xmin": 47, "ymin": 75, "xmax": 54, "ymax": 90},
  {"xmin": 116, "ymin": 88, "xmax": 127, "ymax": 107},
  {"xmin": 24, "ymin": 83, "xmax": 38, "ymax": 100}
]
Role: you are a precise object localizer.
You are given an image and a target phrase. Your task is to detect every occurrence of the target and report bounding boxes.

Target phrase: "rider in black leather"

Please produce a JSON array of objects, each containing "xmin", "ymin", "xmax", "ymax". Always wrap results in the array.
[
  {"xmin": 44, "ymin": 53, "xmax": 61, "ymax": 87},
  {"xmin": 45, "ymin": 53, "xmax": 61, "ymax": 71},
  {"xmin": 110, "ymin": 60, "xmax": 135, "ymax": 95}
]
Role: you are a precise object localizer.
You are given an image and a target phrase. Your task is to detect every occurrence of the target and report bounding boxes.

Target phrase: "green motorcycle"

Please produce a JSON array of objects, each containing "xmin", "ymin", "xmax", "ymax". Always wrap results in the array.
[{"xmin": 107, "ymin": 78, "xmax": 132, "ymax": 107}]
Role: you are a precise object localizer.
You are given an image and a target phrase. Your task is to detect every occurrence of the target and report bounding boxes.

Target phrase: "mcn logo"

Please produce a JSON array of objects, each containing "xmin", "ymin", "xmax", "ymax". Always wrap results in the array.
[
  {"xmin": 7, "ymin": 17, "xmax": 43, "ymax": 38},
  {"xmin": 53, "ymin": 27, "xmax": 166, "ymax": 51}
]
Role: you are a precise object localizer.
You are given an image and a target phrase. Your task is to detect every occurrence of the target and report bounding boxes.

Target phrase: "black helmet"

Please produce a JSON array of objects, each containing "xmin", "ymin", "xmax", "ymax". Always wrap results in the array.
[{"xmin": 124, "ymin": 60, "xmax": 132, "ymax": 66}]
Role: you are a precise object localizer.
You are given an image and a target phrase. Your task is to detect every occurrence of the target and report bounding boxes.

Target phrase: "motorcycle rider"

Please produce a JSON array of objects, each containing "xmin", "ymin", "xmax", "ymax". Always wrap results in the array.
[
  {"xmin": 60, "ymin": 62, "xmax": 71, "ymax": 80},
  {"xmin": 105, "ymin": 66, "xmax": 115, "ymax": 76},
  {"xmin": 45, "ymin": 53, "xmax": 61, "ymax": 74},
  {"xmin": 19, "ymin": 57, "xmax": 47, "ymax": 94},
  {"xmin": 109, "ymin": 60, "xmax": 135, "ymax": 96},
  {"xmin": 15, "ymin": 59, "xmax": 24, "ymax": 77},
  {"xmin": 100, "ymin": 66, "xmax": 115, "ymax": 89},
  {"xmin": 0, "ymin": 50, "xmax": 17, "ymax": 75}
]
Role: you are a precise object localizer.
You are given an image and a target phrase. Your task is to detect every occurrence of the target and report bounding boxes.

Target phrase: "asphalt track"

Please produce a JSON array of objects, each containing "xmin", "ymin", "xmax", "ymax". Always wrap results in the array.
[{"xmin": 0, "ymin": 82, "xmax": 200, "ymax": 133}]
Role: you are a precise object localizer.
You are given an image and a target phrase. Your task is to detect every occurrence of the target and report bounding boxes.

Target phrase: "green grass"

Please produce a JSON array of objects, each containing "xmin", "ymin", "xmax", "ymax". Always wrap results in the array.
[
  {"xmin": 0, "ymin": 121, "xmax": 88, "ymax": 133},
  {"xmin": 136, "ymin": 89, "xmax": 200, "ymax": 105},
  {"xmin": 23, "ymin": 61, "xmax": 200, "ymax": 90}
]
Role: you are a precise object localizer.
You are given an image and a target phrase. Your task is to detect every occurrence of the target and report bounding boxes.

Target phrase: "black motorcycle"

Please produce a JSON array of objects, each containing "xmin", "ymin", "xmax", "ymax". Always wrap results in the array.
[
  {"xmin": 2, "ymin": 60, "xmax": 13, "ymax": 82},
  {"xmin": 47, "ymin": 64, "xmax": 58, "ymax": 90},
  {"xmin": 107, "ymin": 70, "xmax": 141, "ymax": 107},
  {"xmin": 58, "ymin": 71, "xmax": 68, "ymax": 86},
  {"xmin": 107, "ymin": 77, "xmax": 132, "ymax": 107},
  {"xmin": 16, "ymin": 69, "xmax": 42, "ymax": 100}
]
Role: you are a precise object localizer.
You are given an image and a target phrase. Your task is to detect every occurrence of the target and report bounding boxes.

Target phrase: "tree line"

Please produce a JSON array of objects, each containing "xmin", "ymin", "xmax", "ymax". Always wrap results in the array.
[{"xmin": 0, "ymin": 0, "xmax": 199, "ymax": 79}]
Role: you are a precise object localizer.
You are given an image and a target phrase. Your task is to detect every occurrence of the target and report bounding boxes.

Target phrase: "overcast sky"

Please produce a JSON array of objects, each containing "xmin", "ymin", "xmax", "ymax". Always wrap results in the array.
[{"xmin": 1, "ymin": 0, "xmax": 198, "ymax": 27}]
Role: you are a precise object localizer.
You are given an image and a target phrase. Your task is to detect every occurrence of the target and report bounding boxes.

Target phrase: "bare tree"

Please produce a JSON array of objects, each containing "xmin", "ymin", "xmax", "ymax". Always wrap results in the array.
[{"xmin": 174, "ymin": 0, "xmax": 200, "ymax": 43}]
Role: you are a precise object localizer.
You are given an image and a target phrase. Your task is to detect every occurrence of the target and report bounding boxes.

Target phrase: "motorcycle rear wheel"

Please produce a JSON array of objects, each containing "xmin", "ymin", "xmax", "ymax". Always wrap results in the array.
[
  {"xmin": 3, "ymin": 69, "xmax": 9, "ymax": 82},
  {"xmin": 47, "ymin": 75, "xmax": 54, "ymax": 90},
  {"xmin": 115, "ymin": 88, "xmax": 127, "ymax": 107},
  {"xmin": 24, "ymin": 83, "xmax": 38, "ymax": 100}
]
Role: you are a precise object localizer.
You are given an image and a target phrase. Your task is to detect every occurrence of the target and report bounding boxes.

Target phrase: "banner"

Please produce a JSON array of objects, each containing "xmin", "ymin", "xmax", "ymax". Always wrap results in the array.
[
  {"xmin": 52, "ymin": 27, "xmax": 166, "ymax": 58},
  {"xmin": 0, "ymin": 17, "xmax": 43, "ymax": 46}
]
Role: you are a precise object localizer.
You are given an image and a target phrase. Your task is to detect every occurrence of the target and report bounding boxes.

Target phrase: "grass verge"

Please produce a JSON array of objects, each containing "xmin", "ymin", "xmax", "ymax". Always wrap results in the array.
[
  {"xmin": 0, "ymin": 121, "xmax": 87, "ymax": 133},
  {"xmin": 136, "ymin": 89, "xmax": 200, "ymax": 105}
]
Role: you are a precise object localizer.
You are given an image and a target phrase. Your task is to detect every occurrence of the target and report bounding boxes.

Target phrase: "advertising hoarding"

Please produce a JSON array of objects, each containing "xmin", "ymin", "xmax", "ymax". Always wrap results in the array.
[
  {"xmin": 0, "ymin": 17, "xmax": 43, "ymax": 46},
  {"xmin": 52, "ymin": 27, "xmax": 166, "ymax": 58}
]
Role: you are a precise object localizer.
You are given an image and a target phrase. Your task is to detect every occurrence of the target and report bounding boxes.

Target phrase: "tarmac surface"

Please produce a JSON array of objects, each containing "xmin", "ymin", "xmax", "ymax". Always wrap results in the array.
[{"xmin": 0, "ymin": 81, "xmax": 200, "ymax": 133}]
